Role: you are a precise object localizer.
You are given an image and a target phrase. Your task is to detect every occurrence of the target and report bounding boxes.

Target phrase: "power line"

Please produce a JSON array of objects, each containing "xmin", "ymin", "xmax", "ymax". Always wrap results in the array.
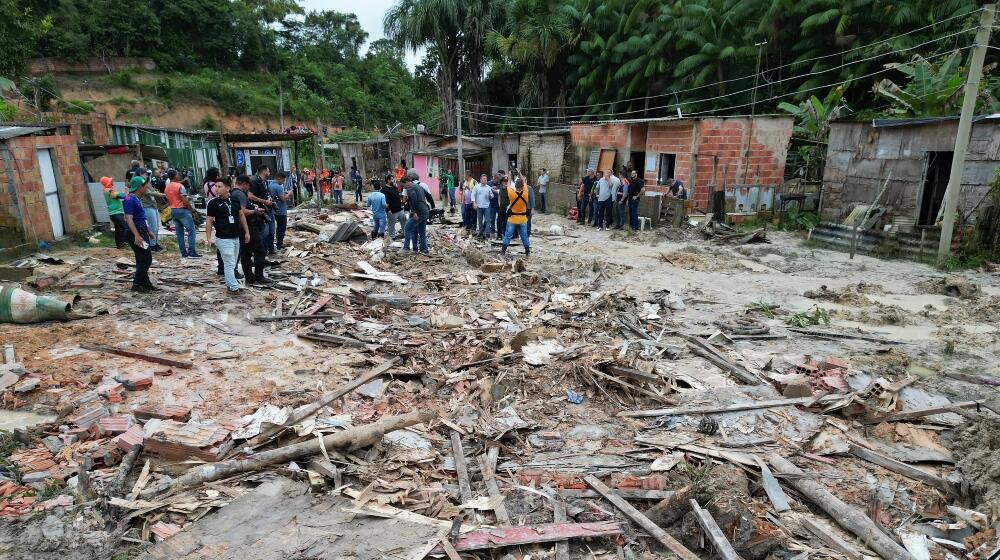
[
  {"xmin": 463, "ymin": 29, "xmax": 979, "ymax": 122},
  {"xmin": 459, "ymin": 46, "xmax": 975, "ymax": 133},
  {"xmin": 475, "ymin": 8, "xmax": 984, "ymax": 112}
]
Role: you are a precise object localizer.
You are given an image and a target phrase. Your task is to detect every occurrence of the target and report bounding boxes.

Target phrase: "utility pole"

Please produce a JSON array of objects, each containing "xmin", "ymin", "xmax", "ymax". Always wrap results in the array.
[
  {"xmin": 938, "ymin": 4, "xmax": 996, "ymax": 262},
  {"xmin": 743, "ymin": 40, "xmax": 767, "ymax": 186},
  {"xmin": 456, "ymin": 100, "xmax": 465, "ymax": 182},
  {"xmin": 278, "ymin": 76, "xmax": 285, "ymax": 131}
]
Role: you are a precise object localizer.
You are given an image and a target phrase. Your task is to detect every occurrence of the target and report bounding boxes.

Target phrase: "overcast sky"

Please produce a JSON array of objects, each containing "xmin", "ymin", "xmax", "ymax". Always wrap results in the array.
[{"xmin": 297, "ymin": 0, "xmax": 424, "ymax": 71}]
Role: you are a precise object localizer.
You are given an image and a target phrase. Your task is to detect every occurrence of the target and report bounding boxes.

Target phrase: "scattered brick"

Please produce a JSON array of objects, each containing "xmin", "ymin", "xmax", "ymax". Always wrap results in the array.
[
  {"xmin": 67, "ymin": 405, "xmax": 109, "ymax": 428},
  {"xmin": 97, "ymin": 415, "xmax": 133, "ymax": 435},
  {"xmin": 133, "ymin": 404, "xmax": 192, "ymax": 422},
  {"xmin": 116, "ymin": 371, "xmax": 153, "ymax": 391},
  {"xmin": 114, "ymin": 425, "xmax": 144, "ymax": 453},
  {"xmin": 150, "ymin": 521, "xmax": 181, "ymax": 541}
]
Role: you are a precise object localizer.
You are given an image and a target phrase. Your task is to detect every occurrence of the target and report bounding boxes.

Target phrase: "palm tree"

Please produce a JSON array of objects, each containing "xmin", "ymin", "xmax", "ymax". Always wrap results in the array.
[
  {"xmin": 488, "ymin": 0, "xmax": 576, "ymax": 126},
  {"xmin": 384, "ymin": 0, "xmax": 503, "ymax": 133},
  {"xmin": 672, "ymin": 0, "xmax": 759, "ymax": 102}
]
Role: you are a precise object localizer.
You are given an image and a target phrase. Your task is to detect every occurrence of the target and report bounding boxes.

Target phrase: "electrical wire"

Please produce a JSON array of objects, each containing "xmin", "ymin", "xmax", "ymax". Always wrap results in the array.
[
  {"xmin": 474, "ymin": 7, "xmax": 985, "ymax": 111},
  {"xmin": 463, "ymin": 29, "xmax": 979, "ymax": 122},
  {"xmin": 459, "ymin": 47, "xmax": 975, "ymax": 132}
]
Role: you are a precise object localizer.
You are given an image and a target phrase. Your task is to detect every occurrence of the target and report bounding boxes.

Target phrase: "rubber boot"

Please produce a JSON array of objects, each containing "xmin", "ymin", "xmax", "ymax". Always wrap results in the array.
[{"xmin": 525, "ymin": 246, "xmax": 530, "ymax": 258}]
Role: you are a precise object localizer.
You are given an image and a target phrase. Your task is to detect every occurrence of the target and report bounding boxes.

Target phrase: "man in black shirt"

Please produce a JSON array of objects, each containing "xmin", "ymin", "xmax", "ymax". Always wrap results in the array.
[
  {"xmin": 205, "ymin": 180, "xmax": 248, "ymax": 294},
  {"xmin": 382, "ymin": 179, "xmax": 405, "ymax": 239},
  {"xmin": 627, "ymin": 170, "xmax": 646, "ymax": 231},
  {"xmin": 234, "ymin": 174, "xmax": 271, "ymax": 286},
  {"xmin": 578, "ymin": 169, "xmax": 596, "ymax": 224}
]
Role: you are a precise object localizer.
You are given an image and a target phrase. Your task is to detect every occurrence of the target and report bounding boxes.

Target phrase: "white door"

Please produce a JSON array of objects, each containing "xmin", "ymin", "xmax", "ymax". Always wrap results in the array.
[{"xmin": 37, "ymin": 149, "xmax": 65, "ymax": 238}]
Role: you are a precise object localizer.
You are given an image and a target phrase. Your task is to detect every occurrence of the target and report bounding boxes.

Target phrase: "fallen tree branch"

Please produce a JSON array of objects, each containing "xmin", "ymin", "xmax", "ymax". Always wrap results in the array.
[
  {"xmin": 80, "ymin": 343, "xmax": 192, "ymax": 369},
  {"xmin": 156, "ymin": 410, "xmax": 432, "ymax": 495}
]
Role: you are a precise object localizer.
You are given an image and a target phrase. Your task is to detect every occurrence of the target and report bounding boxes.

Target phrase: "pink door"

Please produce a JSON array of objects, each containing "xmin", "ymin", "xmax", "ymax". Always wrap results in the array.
[{"xmin": 413, "ymin": 155, "xmax": 440, "ymax": 199}]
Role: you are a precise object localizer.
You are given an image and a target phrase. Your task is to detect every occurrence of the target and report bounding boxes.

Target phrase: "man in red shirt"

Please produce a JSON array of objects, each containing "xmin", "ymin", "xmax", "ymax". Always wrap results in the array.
[{"xmin": 164, "ymin": 169, "xmax": 201, "ymax": 258}]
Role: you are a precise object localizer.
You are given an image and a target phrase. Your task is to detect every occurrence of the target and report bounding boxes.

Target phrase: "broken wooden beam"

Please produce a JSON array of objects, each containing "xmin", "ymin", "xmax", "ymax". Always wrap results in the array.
[
  {"xmin": 864, "ymin": 401, "xmax": 982, "ymax": 424},
  {"xmin": 246, "ymin": 358, "xmax": 401, "ymax": 448},
  {"xmin": 685, "ymin": 337, "xmax": 760, "ymax": 385},
  {"xmin": 587, "ymin": 367, "xmax": 671, "ymax": 403},
  {"xmin": 479, "ymin": 447, "xmax": 511, "ymax": 525},
  {"xmin": 847, "ymin": 444, "xmax": 957, "ymax": 495},
  {"xmin": 553, "ymin": 500, "xmax": 569, "ymax": 560},
  {"xmin": 757, "ymin": 459, "xmax": 791, "ymax": 512},
  {"xmin": 689, "ymin": 499, "xmax": 746, "ymax": 560},
  {"xmin": 552, "ymin": 488, "xmax": 675, "ymax": 501},
  {"xmin": 766, "ymin": 453, "xmax": 911, "ymax": 560},
  {"xmin": 584, "ymin": 475, "xmax": 700, "ymax": 560},
  {"xmin": 620, "ymin": 394, "xmax": 842, "ymax": 418},
  {"xmin": 452, "ymin": 352, "xmax": 523, "ymax": 372},
  {"xmin": 604, "ymin": 364, "xmax": 660, "ymax": 384},
  {"xmin": 252, "ymin": 313, "xmax": 341, "ymax": 322},
  {"xmin": 451, "ymin": 431, "xmax": 473, "ymax": 504},
  {"xmin": 302, "ymin": 295, "xmax": 334, "ymax": 316},
  {"xmin": 800, "ymin": 517, "xmax": 864, "ymax": 560},
  {"xmin": 362, "ymin": 293, "xmax": 412, "ymax": 310},
  {"xmin": 80, "ymin": 342, "xmax": 193, "ymax": 369},
  {"xmin": 785, "ymin": 327, "xmax": 893, "ymax": 344},
  {"xmin": 158, "ymin": 410, "xmax": 433, "ymax": 494},
  {"xmin": 430, "ymin": 521, "xmax": 623, "ymax": 553},
  {"xmin": 297, "ymin": 332, "xmax": 370, "ymax": 347}
]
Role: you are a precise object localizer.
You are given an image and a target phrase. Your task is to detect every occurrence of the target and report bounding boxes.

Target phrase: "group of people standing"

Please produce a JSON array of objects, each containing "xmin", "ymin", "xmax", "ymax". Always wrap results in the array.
[
  {"xmin": 366, "ymin": 169, "xmax": 434, "ymax": 254},
  {"xmin": 576, "ymin": 168, "xmax": 649, "ymax": 231},
  {"xmin": 457, "ymin": 168, "xmax": 534, "ymax": 257}
]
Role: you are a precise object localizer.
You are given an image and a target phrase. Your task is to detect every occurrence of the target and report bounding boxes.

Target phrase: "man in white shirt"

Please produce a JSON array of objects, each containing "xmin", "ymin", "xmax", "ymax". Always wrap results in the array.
[
  {"xmin": 537, "ymin": 169, "xmax": 549, "ymax": 213},
  {"xmin": 472, "ymin": 174, "xmax": 493, "ymax": 239},
  {"xmin": 594, "ymin": 171, "xmax": 612, "ymax": 230},
  {"xmin": 608, "ymin": 169, "xmax": 624, "ymax": 230}
]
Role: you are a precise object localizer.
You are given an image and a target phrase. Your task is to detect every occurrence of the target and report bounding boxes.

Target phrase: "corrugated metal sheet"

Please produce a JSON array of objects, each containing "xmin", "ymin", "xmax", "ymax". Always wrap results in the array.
[{"xmin": 0, "ymin": 126, "xmax": 55, "ymax": 140}]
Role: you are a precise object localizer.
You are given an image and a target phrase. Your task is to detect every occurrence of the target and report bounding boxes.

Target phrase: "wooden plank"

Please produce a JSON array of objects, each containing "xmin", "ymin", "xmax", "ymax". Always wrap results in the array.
[
  {"xmin": 303, "ymin": 294, "xmax": 334, "ymax": 316},
  {"xmin": 246, "ymin": 358, "xmax": 400, "ymax": 448},
  {"xmin": 438, "ymin": 537, "xmax": 462, "ymax": 560},
  {"xmin": 684, "ymin": 336, "xmax": 760, "ymax": 385},
  {"xmin": 620, "ymin": 395, "xmax": 841, "ymax": 418},
  {"xmin": 554, "ymin": 500, "xmax": 569, "ymax": 560},
  {"xmin": 252, "ymin": 313, "xmax": 341, "ymax": 322},
  {"xmin": 588, "ymin": 368, "xmax": 671, "ymax": 404},
  {"xmin": 297, "ymin": 332, "xmax": 370, "ymax": 347},
  {"xmin": 605, "ymin": 364, "xmax": 660, "ymax": 384},
  {"xmin": 785, "ymin": 327, "xmax": 892, "ymax": 344},
  {"xmin": 80, "ymin": 343, "xmax": 193, "ymax": 369},
  {"xmin": 756, "ymin": 458, "xmax": 790, "ymax": 512},
  {"xmin": 689, "ymin": 499, "xmax": 745, "ymax": 560},
  {"xmin": 307, "ymin": 459, "xmax": 342, "ymax": 488},
  {"xmin": 479, "ymin": 447, "xmax": 510, "ymax": 525},
  {"xmin": 429, "ymin": 521, "xmax": 623, "ymax": 553},
  {"xmin": 847, "ymin": 444, "xmax": 956, "ymax": 495},
  {"xmin": 583, "ymin": 475, "xmax": 700, "ymax": 560},
  {"xmin": 767, "ymin": 453, "xmax": 911, "ymax": 560},
  {"xmin": 800, "ymin": 517, "xmax": 863, "ymax": 560},
  {"xmin": 865, "ymin": 401, "xmax": 982, "ymax": 424},
  {"xmin": 452, "ymin": 352, "xmax": 523, "ymax": 372},
  {"xmin": 451, "ymin": 431, "xmax": 473, "ymax": 504},
  {"xmin": 552, "ymin": 488, "xmax": 675, "ymax": 501}
]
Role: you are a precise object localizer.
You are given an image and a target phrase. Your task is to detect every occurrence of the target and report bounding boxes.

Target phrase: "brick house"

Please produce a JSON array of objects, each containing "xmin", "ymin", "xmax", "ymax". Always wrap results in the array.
[
  {"xmin": 1, "ymin": 124, "xmax": 93, "ymax": 251},
  {"xmin": 567, "ymin": 117, "xmax": 793, "ymax": 216}
]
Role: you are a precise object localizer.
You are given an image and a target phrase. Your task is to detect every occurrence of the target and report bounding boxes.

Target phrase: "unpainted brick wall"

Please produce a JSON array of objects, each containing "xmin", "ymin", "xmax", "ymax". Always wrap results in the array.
[
  {"xmin": 40, "ymin": 112, "xmax": 112, "ymax": 145},
  {"xmin": 0, "ymin": 134, "xmax": 93, "ymax": 243}
]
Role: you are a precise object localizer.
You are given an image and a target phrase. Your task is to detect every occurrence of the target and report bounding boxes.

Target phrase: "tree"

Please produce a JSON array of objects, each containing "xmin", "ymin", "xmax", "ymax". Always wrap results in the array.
[
  {"xmin": 285, "ymin": 11, "xmax": 368, "ymax": 62},
  {"xmin": 873, "ymin": 51, "xmax": 966, "ymax": 117},
  {"xmin": 488, "ymin": 0, "xmax": 576, "ymax": 125},
  {"xmin": 0, "ymin": 0, "xmax": 51, "ymax": 77}
]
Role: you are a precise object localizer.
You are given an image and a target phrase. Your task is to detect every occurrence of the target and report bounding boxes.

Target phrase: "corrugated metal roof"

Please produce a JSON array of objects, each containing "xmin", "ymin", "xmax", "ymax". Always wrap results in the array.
[
  {"xmin": 871, "ymin": 114, "xmax": 1000, "ymax": 128},
  {"xmin": 0, "ymin": 125, "xmax": 57, "ymax": 140}
]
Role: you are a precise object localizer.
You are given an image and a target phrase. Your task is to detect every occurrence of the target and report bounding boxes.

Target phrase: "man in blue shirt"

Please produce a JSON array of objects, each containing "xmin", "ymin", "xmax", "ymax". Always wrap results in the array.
[
  {"xmin": 267, "ymin": 172, "xmax": 292, "ymax": 251},
  {"xmin": 472, "ymin": 174, "xmax": 493, "ymax": 240},
  {"xmin": 366, "ymin": 181, "xmax": 388, "ymax": 239},
  {"xmin": 123, "ymin": 176, "xmax": 156, "ymax": 292}
]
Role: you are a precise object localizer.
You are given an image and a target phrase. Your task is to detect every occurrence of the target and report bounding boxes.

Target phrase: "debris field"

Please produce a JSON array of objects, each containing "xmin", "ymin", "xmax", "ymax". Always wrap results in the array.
[{"xmin": 1, "ymin": 205, "xmax": 999, "ymax": 560}]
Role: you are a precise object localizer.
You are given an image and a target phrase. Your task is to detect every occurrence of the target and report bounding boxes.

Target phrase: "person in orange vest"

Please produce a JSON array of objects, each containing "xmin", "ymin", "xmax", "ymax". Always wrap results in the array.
[
  {"xmin": 164, "ymin": 169, "xmax": 202, "ymax": 258},
  {"xmin": 499, "ymin": 175, "xmax": 532, "ymax": 258},
  {"xmin": 394, "ymin": 160, "xmax": 406, "ymax": 182}
]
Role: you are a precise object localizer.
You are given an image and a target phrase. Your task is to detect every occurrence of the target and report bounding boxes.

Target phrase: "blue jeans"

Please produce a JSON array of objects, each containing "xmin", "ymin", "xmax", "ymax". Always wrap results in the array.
[
  {"xmin": 144, "ymin": 206, "xmax": 160, "ymax": 246},
  {"xmin": 578, "ymin": 198, "xmax": 590, "ymax": 223},
  {"xmin": 214, "ymin": 237, "xmax": 240, "ymax": 291},
  {"xmin": 489, "ymin": 207, "xmax": 499, "ymax": 237},
  {"xmin": 463, "ymin": 204, "xmax": 475, "ymax": 231},
  {"xmin": 614, "ymin": 200, "xmax": 626, "ymax": 228},
  {"xmin": 404, "ymin": 213, "xmax": 428, "ymax": 252},
  {"xmin": 448, "ymin": 189, "xmax": 456, "ymax": 207},
  {"xmin": 373, "ymin": 214, "xmax": 387, "ymax": 236},
  {"xmin": 476, "ymin": 207, "xmax": 490, "ymax": 237},
  {"xmin": 502, "ymin": 222, "xmax": 530, "ymax": 251},
  {"xmin": 264, "ymin": 214, "xmax": 276, "ymax": 252},
  {"xmin": 495, "ymin": 207, "xmax": 506, "ymax": 238},
  {"xmin": 629, "ymin": 198, "xmax": 641, "ymax": 230},
  {"xmin": 592, "ymin": 199, "xmax": 605, "ymax": 226},
  {"xmin": 334, "ymin": 190, "xmax": 344, "ymax": 204},
  {"xmin": 539, "ymin": 192, "xmax": 546, "ymax": 213},
  {"xmin": 170, "ymin": 208, "xmax": 196, "ymax": 256}
]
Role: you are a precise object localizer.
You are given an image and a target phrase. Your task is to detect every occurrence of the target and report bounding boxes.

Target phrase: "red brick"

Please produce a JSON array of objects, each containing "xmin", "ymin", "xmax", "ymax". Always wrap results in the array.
[
  {"xmin": 98, "ymin": 415, "xmax": 133, "ymax": 435},
  {"xmin": 114, "ymin": 425, "xmax": 144, "ymax": 452}
]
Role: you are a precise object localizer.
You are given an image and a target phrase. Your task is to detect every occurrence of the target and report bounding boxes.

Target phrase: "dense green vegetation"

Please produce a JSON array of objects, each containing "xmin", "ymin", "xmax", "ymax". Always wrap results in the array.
[
  {"xmin": 1, "ymin": 0, "xmax": 438, "ymax": 128},
  {"xmin": 3, "ymin": 0, "xmax": 999, "ymax": 134},
  {"xmin": 385, "ymin": 0, "xmax": 1000, "ymax": 133}
]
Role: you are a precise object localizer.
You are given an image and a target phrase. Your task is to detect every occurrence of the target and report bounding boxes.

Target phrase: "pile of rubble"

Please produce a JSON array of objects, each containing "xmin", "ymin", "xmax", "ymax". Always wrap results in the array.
[{"xmin": 1, "ymin": 204, "xmax": 999, "ymax": 560}]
